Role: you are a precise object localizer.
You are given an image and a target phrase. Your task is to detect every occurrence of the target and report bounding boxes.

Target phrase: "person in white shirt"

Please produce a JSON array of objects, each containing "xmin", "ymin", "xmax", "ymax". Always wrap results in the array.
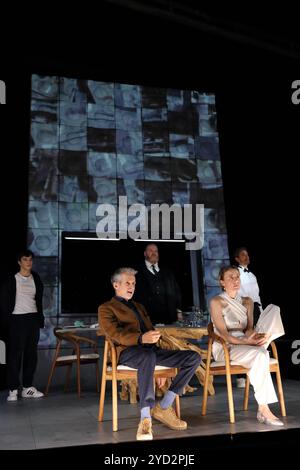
[
  {"xmin": 234, "ymin": 247, "xmax": 264, "ymax": 388},
  {"xmin": 0, "ymin": 249, "xmax": 45, "ymax": 402},
  {"xmin": 234, "ymin": 247, "xmax": 262, "ymax": 326}
]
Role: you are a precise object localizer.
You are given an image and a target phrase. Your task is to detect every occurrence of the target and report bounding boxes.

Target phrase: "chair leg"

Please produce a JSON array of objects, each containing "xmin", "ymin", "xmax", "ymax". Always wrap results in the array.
[
  {"xmin": 201, "ymin": 371, "xmax": 209, "ymax": 416},
  {"xmin": 45, "ymin": 342, "xmax": 61, "ymax": 395},
  {"xmin": 196, "ymin": 362, "xmax": 215, "ymax": 396},
  {"xmin": 45, "ymin": 361, "xmax": 57, "ymax": 396},
  {"xmin": 225, "ymin": 370, "xmax": 235, "ymax": 423},
  {"xmin": 275, "ymin": 368, "xmax": 286, "ymax": 416},
  {"xmin": 201, "ymin": 342, "xmax": 213, "ymax": 416},
  {"xmin": 98, "ymin": 373, "xmax": 107, "ymax": 422},
  {"xmin": 243, "ymin": 374, "xmax": 250, "ymax": 410},
  {"xmin": 76, "ymin": 353, "xmax": 81, "ymax": 398},
  {"xmin": 95, "ymin": 361, "xmax": 100, "ymax": 393},
  {"xmin": 112, "ymin": 376, "xmax": 118, "ymax": 432},
  {"xmin": 98, "ymin": 341, "xmax": 108, "ymax": 422},
  {"xmin": 98, "ymin": 384, "xmax": 107, "ymax": 426},
  {"xmin": 64, "ymin": 363, "xmax": 73, "ymax": 392}
]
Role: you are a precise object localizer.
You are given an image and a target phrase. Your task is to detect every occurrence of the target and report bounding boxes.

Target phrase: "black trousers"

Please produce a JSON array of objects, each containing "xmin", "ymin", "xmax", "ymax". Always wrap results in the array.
[
  {"xmin": 7, "ymin": 314, "xmax": 40, "ymax": 390},
  {"xmin": 119, "ymin": 345, "xmax": 201, "ymax": 409}
]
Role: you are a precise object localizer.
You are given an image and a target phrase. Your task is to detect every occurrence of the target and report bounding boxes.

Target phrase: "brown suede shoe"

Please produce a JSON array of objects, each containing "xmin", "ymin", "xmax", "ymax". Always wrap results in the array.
[
  {"xmin": 152, "ymin": 403, "xmax": 187, "ymax": 430},
  {"xmin": 136, "ymin": 418, "xmax": 153, "ymax": 441}
]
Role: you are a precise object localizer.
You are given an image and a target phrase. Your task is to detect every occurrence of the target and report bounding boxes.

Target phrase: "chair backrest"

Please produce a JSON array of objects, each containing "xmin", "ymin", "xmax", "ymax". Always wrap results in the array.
[
  {"xmin": 53, "ymin": 327, "xmax": 99, "ymax": 353},
  {"xmin": 45, "ymin": 327, "xmax": 100, "ymax": 398},
  {"xmin": 207, "ymin": 322, "xmax": 214, "ymax": 336},
  {"xmin": 207, "ymin": 322, "xmax": 226, "ymax": 344},
  {"xmin": 106, "ymin": 337, "xmax": 116, "ymax": 361}
]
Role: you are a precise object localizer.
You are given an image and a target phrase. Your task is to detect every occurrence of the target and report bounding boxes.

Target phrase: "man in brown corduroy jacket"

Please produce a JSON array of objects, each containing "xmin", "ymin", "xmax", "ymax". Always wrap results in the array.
[{"xmin": 99, "ymin": 267, "xmax": 201, "ymax": 441}]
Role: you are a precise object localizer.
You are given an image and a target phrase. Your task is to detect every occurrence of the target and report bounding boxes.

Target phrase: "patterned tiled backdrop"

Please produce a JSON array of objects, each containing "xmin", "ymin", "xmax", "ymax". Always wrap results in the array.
[{"xmin": 28, "ymin": 75, "xmax": 229, "ymax": 347}]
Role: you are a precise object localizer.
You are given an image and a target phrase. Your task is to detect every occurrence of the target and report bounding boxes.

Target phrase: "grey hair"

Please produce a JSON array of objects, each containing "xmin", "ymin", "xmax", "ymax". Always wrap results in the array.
[{"xmin": 111, "ymin": 267, "xmax": 138, "ymax": 283}]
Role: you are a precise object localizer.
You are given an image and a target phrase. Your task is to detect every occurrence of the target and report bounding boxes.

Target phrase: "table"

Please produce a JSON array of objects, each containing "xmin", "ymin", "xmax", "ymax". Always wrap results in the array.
[
  {"xmin": 157, "ymin": 325, "xmax": 215, "ymax": 396},
  {"xmin": 56, "ymin": 325, "xmax": 99, "ymax": 334},
  {"xmin": 157, "ymin": 325, "xmax": 208, "ymax": 340}
]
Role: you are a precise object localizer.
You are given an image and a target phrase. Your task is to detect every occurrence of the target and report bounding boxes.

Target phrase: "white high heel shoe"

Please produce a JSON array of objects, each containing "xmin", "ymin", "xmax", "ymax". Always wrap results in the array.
[{"xmin": 257, "ymin": 411, "xmax": 284, "ymax": 426}]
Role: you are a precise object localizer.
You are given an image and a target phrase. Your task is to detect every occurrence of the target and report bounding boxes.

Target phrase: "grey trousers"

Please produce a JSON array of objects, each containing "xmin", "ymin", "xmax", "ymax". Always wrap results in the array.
[{"xmin": 119, "ymin": 344, "xmax": 201, "ymax": 408}]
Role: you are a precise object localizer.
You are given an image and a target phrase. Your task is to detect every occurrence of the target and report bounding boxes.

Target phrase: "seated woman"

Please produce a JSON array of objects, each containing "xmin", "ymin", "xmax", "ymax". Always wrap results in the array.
[{"xmin": 210, "ymin": 265, "xmax": 285, "ymax": 426}]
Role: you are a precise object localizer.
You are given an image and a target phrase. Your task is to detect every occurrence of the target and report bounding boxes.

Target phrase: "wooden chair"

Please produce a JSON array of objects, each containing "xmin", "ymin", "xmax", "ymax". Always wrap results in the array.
[
  {"xmin": 98, "ymin": 337, "xmax": 181, "ymax": 431},
  {"xmin": 201, "ymin": 323, "xmax": 286, "ymax": 423},
  {"xmin": 45, "ymin": 327, "xmax": 100, "ymax": 398}
]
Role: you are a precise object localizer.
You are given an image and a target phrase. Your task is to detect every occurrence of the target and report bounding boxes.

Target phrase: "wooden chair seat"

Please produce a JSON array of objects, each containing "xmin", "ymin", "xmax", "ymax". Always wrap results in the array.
[
  {"xmin": 210, "ymin": 357, "xmax": 279, "ymax": 369},
  {"xmin": 56, "ymin": 353, "xmax": 100, "ymax": 362},
  {"xmin": 111, "ymin": 364, "xmax": 176, "ymax": 371}
]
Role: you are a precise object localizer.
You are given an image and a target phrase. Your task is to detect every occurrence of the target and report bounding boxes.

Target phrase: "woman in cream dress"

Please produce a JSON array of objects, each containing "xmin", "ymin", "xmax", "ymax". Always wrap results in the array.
[{"xmin": 210, "ymin": 265, "xmax": 285, "ymax": 426}]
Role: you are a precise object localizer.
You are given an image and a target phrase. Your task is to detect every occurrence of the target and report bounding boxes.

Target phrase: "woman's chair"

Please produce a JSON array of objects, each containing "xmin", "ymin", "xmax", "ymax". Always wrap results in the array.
[
  {"xmin": 45, "ymin": 327, "xmax": 100, "ymax": 397},
  {"xmin": 98, "ymin": 337, "xmax": 181, "ymax": 431},
  {"xmin": 201, "ymin": 323, "xmax": 286, "ymax": 423}
]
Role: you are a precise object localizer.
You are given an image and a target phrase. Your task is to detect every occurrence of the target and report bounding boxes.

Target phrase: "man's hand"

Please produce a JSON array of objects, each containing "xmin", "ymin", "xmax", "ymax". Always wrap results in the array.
[{"xmin": 141, "ymin": 330, "xmax": 161, "ymax": 344}]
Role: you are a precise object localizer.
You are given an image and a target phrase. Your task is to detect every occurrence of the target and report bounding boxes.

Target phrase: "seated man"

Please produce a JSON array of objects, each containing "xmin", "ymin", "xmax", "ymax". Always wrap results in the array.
[{"xmin": 99, "ymin": 267, "xmax": 201, "ymax": 441}]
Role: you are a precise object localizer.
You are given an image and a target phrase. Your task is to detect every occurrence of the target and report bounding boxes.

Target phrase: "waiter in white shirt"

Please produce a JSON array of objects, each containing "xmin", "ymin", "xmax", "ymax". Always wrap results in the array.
[
  {"xmin": 234, "ymin": 246, "xmax": 262, "ymax": 327},
  {"xmin": 234, "ymin": 246, "xmax": 263, "ymax": 388},
  {"xmin": 233, "ymin": 247, "xmax": 285, "ymax": 390}
]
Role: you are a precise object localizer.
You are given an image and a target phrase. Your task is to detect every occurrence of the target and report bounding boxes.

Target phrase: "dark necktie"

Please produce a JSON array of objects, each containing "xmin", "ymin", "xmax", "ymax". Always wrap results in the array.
[{"xmin": 151, "ymin": 265, "xmax": 158, "ymax": 275}]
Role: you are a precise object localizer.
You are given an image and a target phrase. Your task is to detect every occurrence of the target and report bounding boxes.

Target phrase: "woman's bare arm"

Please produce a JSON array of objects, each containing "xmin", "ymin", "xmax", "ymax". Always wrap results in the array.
[{"xmin": 210, "ymin": 297, "xmax": 267, "ymax": 346}]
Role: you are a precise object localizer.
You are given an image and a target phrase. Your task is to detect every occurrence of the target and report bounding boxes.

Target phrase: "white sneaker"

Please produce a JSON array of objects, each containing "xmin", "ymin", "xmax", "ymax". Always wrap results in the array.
[
  {"xmin": 21, "ymin": 386, "xmax": 44, "ymax": 398},
  {"xmin": 236, "ymin": 378, "xmax": 246, "ymax": 388},
  {"xmin": 7, "ymin": 389, "xmax": 18, "ymax": 402}
]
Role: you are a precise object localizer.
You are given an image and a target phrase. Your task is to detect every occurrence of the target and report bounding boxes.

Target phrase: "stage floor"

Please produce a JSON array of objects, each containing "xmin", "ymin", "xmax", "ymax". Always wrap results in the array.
[{"xmin": 0, "ymin": 379, "xmax": 299, "ymax": 450}]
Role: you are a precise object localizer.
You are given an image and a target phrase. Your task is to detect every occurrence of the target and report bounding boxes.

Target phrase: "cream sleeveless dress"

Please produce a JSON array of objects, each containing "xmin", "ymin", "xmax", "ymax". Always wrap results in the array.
[{"xmin": 212, "ymin": 292, "xmax": 284, "ymax": 405}]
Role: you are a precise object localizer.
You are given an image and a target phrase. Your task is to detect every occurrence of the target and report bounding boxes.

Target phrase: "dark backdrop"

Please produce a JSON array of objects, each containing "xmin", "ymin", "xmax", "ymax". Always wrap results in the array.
[{"xmin": 61, "ymin": 237, "xmax": 194, "ymax": 314}]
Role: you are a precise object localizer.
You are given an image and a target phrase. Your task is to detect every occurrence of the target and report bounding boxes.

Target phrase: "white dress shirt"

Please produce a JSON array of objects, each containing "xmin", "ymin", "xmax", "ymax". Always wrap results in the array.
[
  {"xmin": 145, "ymin": 260, "xmax": 160, "ymax": 274},
  {"xmin": 237, "ymin": 266, "xmax": 262, "ymax": 305}
]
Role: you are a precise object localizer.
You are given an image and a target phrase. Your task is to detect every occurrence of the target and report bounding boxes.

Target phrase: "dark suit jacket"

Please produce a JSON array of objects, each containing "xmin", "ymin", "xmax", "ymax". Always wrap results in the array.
[
  {"xmin": 134, "ymin": 263, "xmax": 182, "ymax": 324},
  {"xmin": 0, "ymin": 271, "xmax": 44, "ymax": 331},
  {"xmin": 98, "ymin": 297, "xmax": 154, "ymax": 363}
]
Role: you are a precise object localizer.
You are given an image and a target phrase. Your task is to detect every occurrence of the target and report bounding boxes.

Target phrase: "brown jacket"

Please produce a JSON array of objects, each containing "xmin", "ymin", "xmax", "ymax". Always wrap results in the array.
[{"xmin": 98, "ymin": 297, "xmax": 154, "ymax": 363}]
